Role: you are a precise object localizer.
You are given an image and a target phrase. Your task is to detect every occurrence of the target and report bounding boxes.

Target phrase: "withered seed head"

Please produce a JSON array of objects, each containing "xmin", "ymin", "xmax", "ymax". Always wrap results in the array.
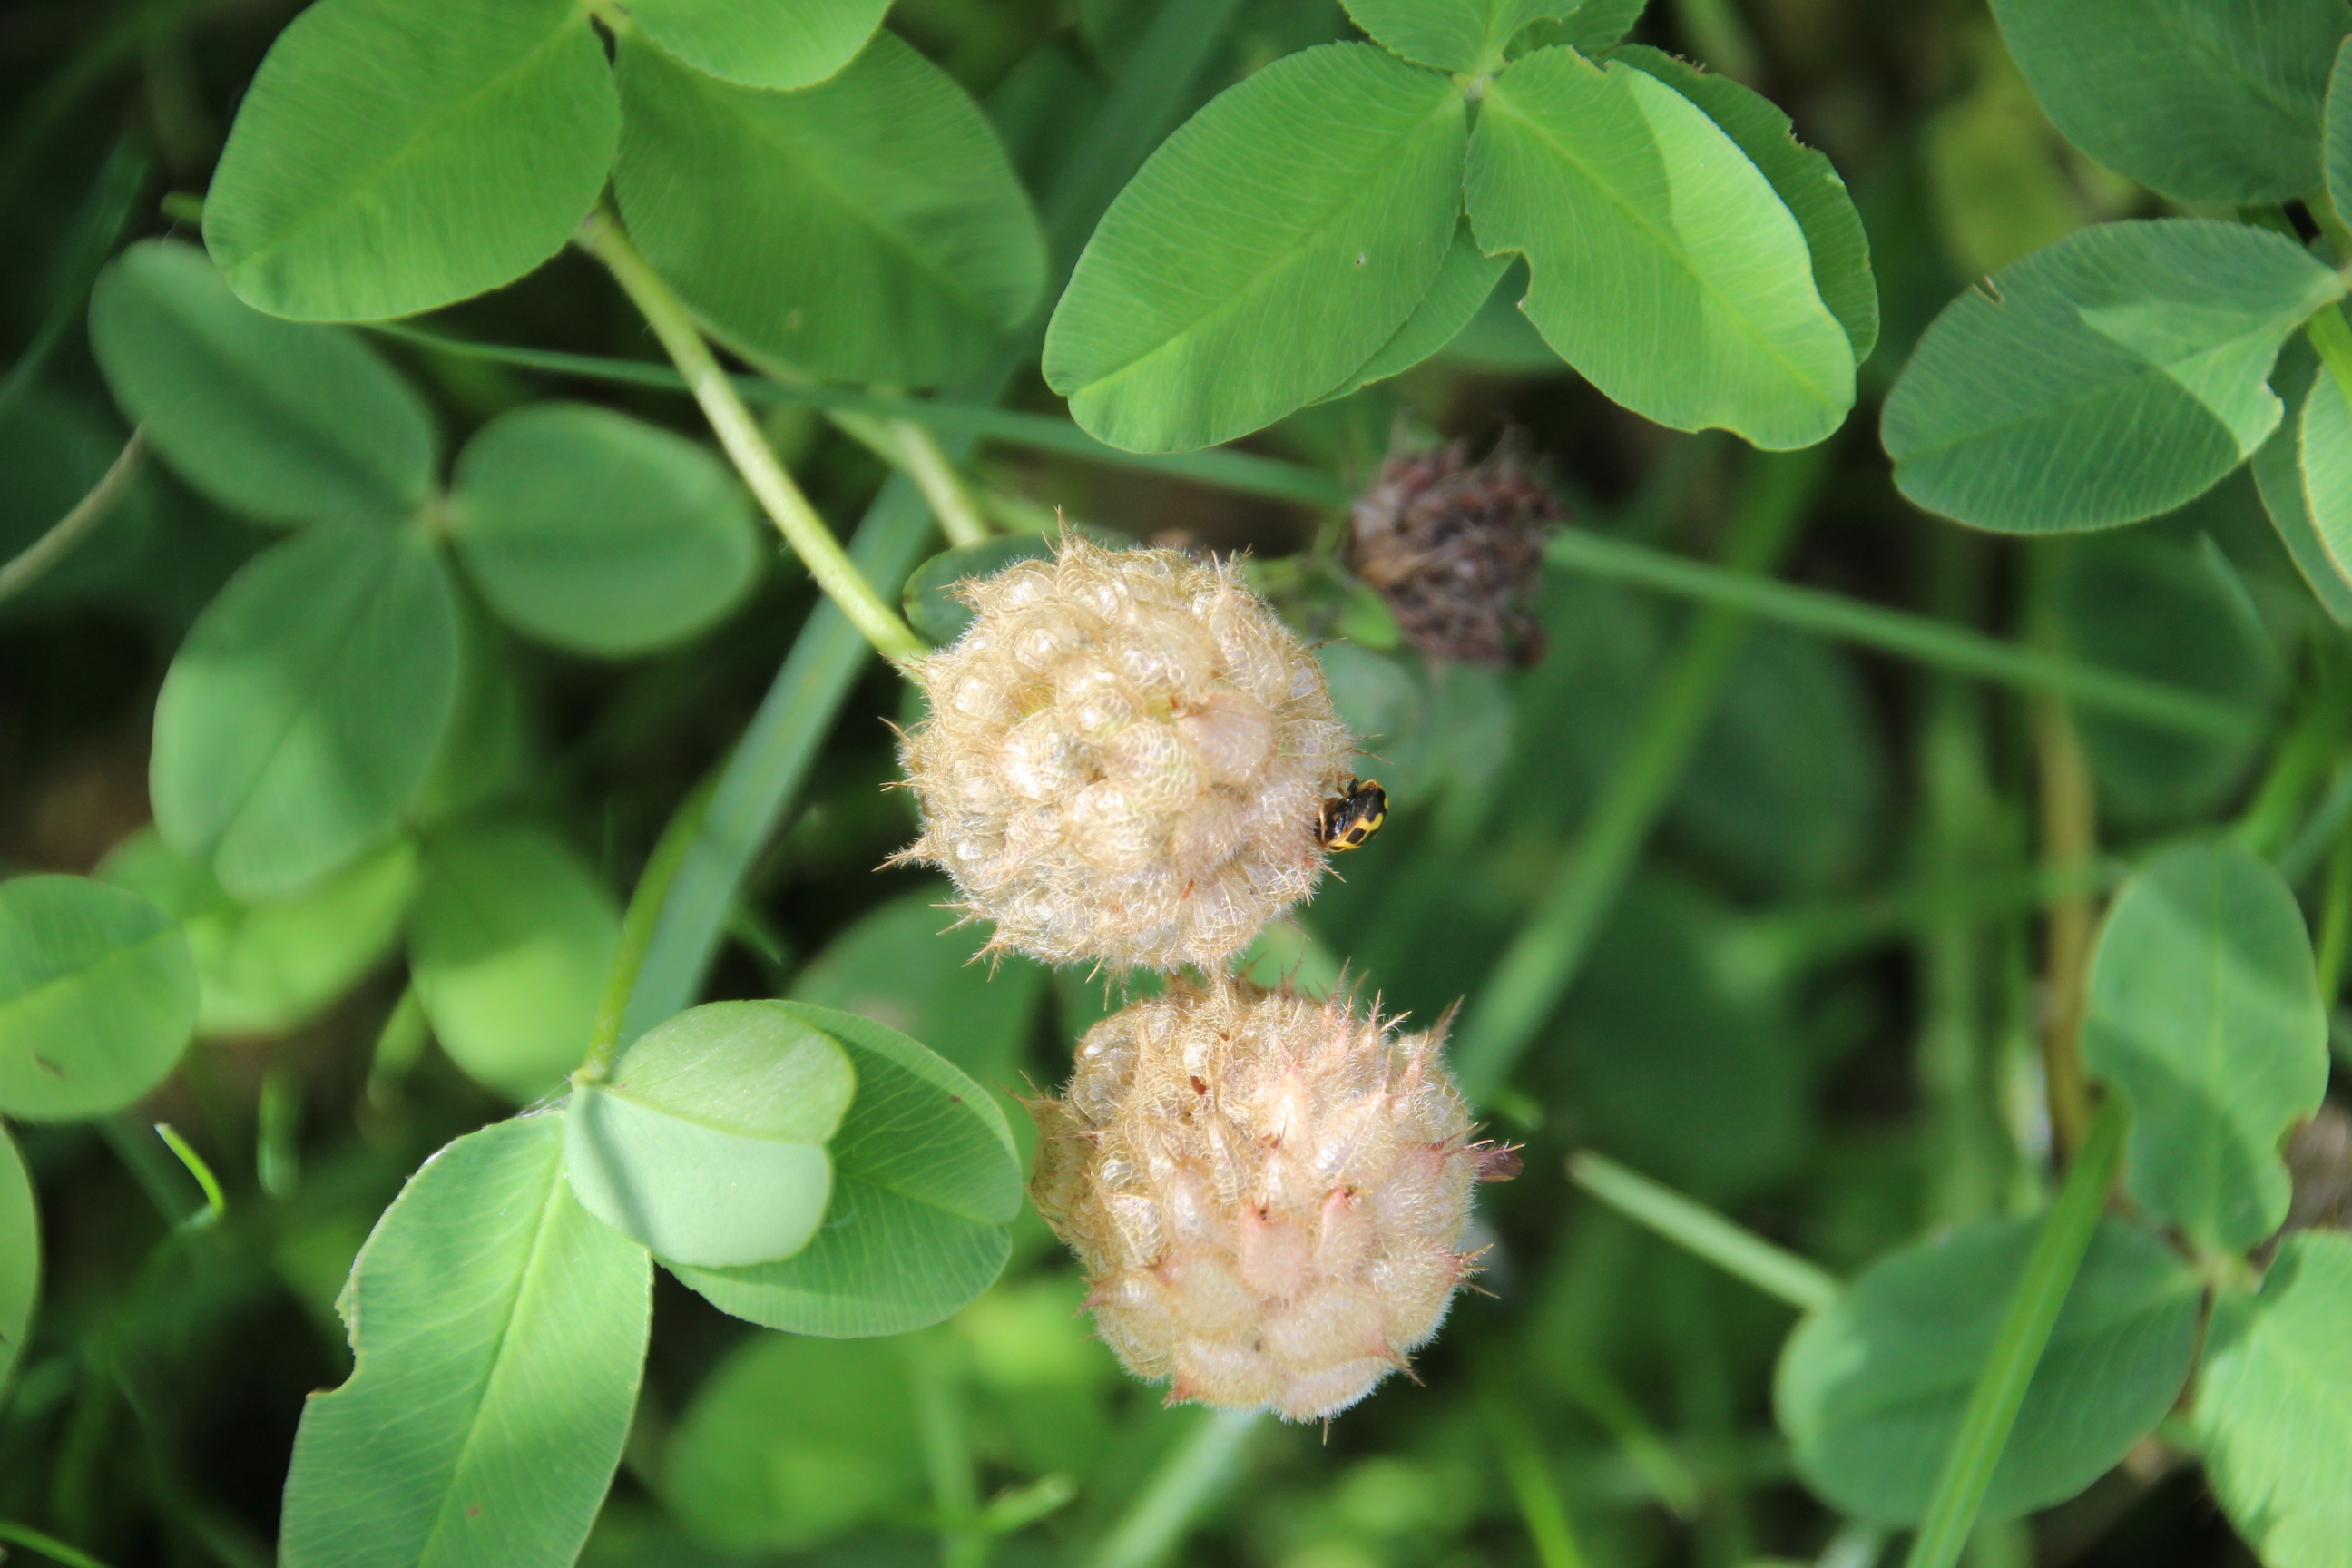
[
  {"xmin": 1027, "ymin": 976, "xmax": 1506, "ymax": 1422},
  {"xmin": 1346, "ymin": 431, "xmax": 1563, "ymax": 668},
  {"xmin": 893, "ymin": 534, "xmax": 1355, "ymax": 972}
]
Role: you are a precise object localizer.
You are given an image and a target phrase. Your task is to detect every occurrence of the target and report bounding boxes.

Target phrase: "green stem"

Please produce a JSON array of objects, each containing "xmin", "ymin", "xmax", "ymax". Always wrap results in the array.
[
  {"xmin": 1544, "ymin": 528, "xmax": 2253, "ymax": 742},
  {"xmin": 0, "ymin": 428, "xmax": 144, "ymax": 603},
  {"xmin": 1482, "ymin": 1386, "xmax": 1591, "ymax": 1568},
  {"xmin": 1081, "ymin": 1408, "xmax": 1259, "ymax": 1568},
  {"xmin": 574, "ymin": 209, "xmax": 926, "ymax": 667},
  {"xmin": 909, "ymin": 1338, "xmax": 985, "ymax": 1568},
  {"xmin": 151, "ymin": 1124, "xmax": 223, "ymax": 1229},
  {"xmin": 582, "ymin": 775, "xmax": 715, "ymax": 1078},
  {"xmin": 1568, "ymin": 1152, "xmax": 1841, "ymax": 1313},
  {"xmin": 0, "ymin": 136, "xmax": 147, "ymax": 426},
  {"xmin": 0, "ymin": 1521, "xmax": 116, "ymax": 1568},
  {"xmin": 1454, "ymin": 448, "xmax": 1821, "ymax": 1101},
  {"xmin": 891, "ymin": 417, "xmax": 993, "ymax": 547},
  {"xmin": 2307, "ymin": 302, "xmax": 2352, "ymax": 421},
  {"xmin": 1902, "ymin": 1095, "xmax": 2130, "ymax": 1568}
]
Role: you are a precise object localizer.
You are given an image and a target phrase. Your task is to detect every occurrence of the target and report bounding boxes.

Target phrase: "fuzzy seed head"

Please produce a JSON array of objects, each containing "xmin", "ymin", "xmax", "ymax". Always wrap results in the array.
[
  {"xmin": 895, "ymin": 536, "xmax": 1355, "ymax": 970},
  {"xmin": 1028, "ymin": 977, "xmax": 1500, "ymax": 1421}
]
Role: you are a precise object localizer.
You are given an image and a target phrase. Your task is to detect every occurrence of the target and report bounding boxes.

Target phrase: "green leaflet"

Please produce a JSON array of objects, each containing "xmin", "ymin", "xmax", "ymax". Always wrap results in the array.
[
  {"xmin": 625, "ymin": 0, "xmax": 889, "ymax": 91},
  {"xmin": 0, "ymin": 1123, "xmax": 32, "ymax": 1403},
  {"xmin": 2249, "ymin": 336, "xmax": 2352, "ymax": 625},
  {"xmin": 1467, "ymin": 48, "xmax": 1856, "ymax": 450},
  {"xmin": 1608, "ymin": 45, "xmax": 1878, "ymax": 365},
  {"xmin": 663, "ymin": 1335, "xmax": 928, "ymax": 1552},
  {"xmin": 2298, "ymin": 341, "xmax": 2352, "ymax": 605},
  {"xmin": 902, "ymin": 534, "xmax": 1064, "ymax": 645},
  {"xmin": 1990, "ymin": 0, "xmax": 2345, "ymax": 205},
  {"xmin": 0, "ymin": 875, "xmax": 196, "ymax": 1122},
  {"xmin": 1883, "ymin": 220, "xmax": 2343, "ymax": 533},
  {"xmin": 614, "ymin": 31, "xmax": 1045, "ymax": 387},
  {"xmin": 204, "ymin": 0, "xmax": 618, "ymax": 320},
  {"xmin": 410, "ymin": 822, "xmax": 621, "ymax": 1105},
  {"xmin": 98, "ymin": 828, "xmax": 417, "ymax": 1039},
  {"xmin": 1044, "ymin": 43, "xmax": 1466, "ymax": 452},
  {"xmin": 668, "ymin": 1003, "xmax": 1021, "ymax": 1338},
  {"xmin": 279, "ymin": 1115, "xmax": 651, "ymax": 1568},
  {"xmin": 2331, "ymin": 38, "xmax": 2352, "ymax": 219},
  {"xmin": 88, "ymin": 241, "xmax": 436, "ymax": 525},
  {"xmin": 2192, "ymin": 1232, "xmax": 2352, "ymax": 1568},
  {"xmin": 1324, "ymin": 220, "xmax": 1514, "ymax": 399},
  {"xmin": 1775, "ymin": 1215, "xmax": 2201, "ymax": 1525},
  {"xmin": 565, "ymin": 1002, "xmax": 854, "ymax": 1268},
  {"xmin": 1341, "ymin": 0, "xmax": 1570, "ymax": 73},
  {"xmin": 2082, "ymin": 841, "xmax": 2328, "ymax": 1252},
  {"xmin": 447, "ymin": 403, "xmax": 760, "ymax": 658},
  {"xmin": 150, "ymin": 522, "xmax": 460, "ymax": 900}
]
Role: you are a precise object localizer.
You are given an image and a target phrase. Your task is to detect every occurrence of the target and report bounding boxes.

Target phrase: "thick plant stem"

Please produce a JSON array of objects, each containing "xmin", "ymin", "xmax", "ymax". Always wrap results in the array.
[
  {"xmin": 888, "ymin": 417, "xmax": 993, "ymax": 547},
  {"xmin": 1082, "ymin": 1408, "xmax": 1259, "ymax": 1568},
  {"xmin": 1902, "ymin": 1096, "xmax": 2129, "ymax": 1568},
  {"xmin": 0, "ymin": 428, "xmax": 143, "ymax": 603},
  {"xmin": 575, "ymin": 209, "xmax": 926, "ymax": 667},
  {"xmin": 1453, "ymin": 446, "xmax": 1821, "ymax": 1102},
  {"xmin": 2031, "ymin": 691, "xmax": 2097, "ymax": 1160}
]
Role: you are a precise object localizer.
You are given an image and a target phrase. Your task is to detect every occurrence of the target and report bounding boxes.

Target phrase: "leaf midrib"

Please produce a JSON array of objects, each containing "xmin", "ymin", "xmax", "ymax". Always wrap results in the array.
[
  {"xmin": 223, "ymin": 15, "xmax": 585, "ymax": 279},
  {"xmin": 1480, "ymin": 71, "xmax": 1841, "ymax": 408},
  {"xmin": 410, "ymin": 1135, "xmax": 569, "ymax": 1568},
  {"xmin": 0, "ymin": 926, "xmax": 180, "ymax": 1050},
  {"xmin": 1069, "ymin": 83, "xmax": 1463, "ymax": 396},
  {"xmin": 212, "ymin": 532, "xmax": 411, "ymax": 867}
]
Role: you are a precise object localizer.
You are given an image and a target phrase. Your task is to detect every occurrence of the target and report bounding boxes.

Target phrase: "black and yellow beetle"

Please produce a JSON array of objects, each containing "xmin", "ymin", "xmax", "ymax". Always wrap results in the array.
[{"xmin": 1315, "ymin": 777, "xmax": 1387, "ymax": 853}]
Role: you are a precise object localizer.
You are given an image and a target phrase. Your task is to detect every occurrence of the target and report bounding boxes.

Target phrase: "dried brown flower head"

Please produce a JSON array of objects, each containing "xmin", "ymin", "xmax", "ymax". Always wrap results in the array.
[
  {"xmin": 893, "ymin": 535, "xmax": 1355, "ymax": 971},
  {"xmin": 1346, "ymin": 432, "xmax": 1563, "ymax": 667},
  {"xmin": 1027, "ymin": 976, "xmax": 1514, "ymax": 1422}
]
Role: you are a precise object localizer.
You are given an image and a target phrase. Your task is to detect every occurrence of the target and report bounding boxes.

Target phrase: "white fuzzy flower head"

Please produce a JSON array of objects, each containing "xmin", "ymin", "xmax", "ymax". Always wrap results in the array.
[
  {"xmin": 893, "ymin": 535, "xmax": 1355, "ymax": 972},
  {"xmin": 1027, "ymin": 977, "xmax": 1513, "ymax": 1422}
]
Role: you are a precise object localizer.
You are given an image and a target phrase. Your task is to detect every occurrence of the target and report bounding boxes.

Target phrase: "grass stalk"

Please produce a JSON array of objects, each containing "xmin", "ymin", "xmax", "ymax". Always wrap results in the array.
[
  {"xmin": 1567, "ymin": 1152, "xmax": 1840, "ymax": 1313},
  {"xmin": 1901, "ymin": 1096, "xmax": 2129, "ymax": 1568}
]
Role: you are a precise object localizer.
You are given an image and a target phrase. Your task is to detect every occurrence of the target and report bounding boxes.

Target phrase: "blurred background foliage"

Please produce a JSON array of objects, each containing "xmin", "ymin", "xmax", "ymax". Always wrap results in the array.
[{"xmin": 0, "ymin": 0, "xmax": 2339, "ymax": 1566}]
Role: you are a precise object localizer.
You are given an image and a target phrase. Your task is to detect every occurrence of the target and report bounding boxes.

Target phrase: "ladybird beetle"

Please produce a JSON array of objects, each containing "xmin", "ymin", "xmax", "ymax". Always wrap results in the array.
[{"xmin": 1315, "ymin": 777, "xmax": 1387, "ymax": 853}]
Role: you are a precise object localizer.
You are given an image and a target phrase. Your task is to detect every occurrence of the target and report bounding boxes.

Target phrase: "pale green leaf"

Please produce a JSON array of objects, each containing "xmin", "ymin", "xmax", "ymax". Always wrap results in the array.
[
  {"xmin": 663, "ymin": 1335, "xmax": 926, "ymax": 1553},
  {"xmin": 88, "ymin": 241, "xmax": 436, "ymax": 524},
  {"xmin": 0, "ymin": 875, "xmax": 197, "ymax": 1122},
  {"xmin": 627, "ymin": 0, "xmax": 889, "ymax": 90},
  {"xmin": 1325, "ymin": 220, "xmax": 1514, "ymax": 398},
  {"xmin": 410, "ymin": 822, "xmax": 621, "ymax": 1105},
  {"xmin": 151, "ymin": 522, "xmax": 460, "ymax": 900},
  {"xmin": 1044, "ymin": 43, "xmax": 1466, "ymax": 452},
  {"xmin": 1609, "ymin": 45, "xmax": 1877, "ymax": 363},
  {"xmin": 566, "ymin": 1001, "xmax": 854, "ymax": 1267},
  {"xmin": 1883, "ymin": 220, "xmax": 2343, "ymax": 533},
  {"xmin": 0, "ymin": 1124, "xmax": 33, "ymax": 1403},
  {"xmin": 669, "ymin": 1002, "xmax": 1020, "ymax": 1338},
  {"xmin": 1467, "ymin": 47, "xmax": 1855, "ymax": 449},
  {"xmin": 2192, "ymin": 1231, "xmax": 2352, "ymax": 1568},
  {"xmin": 205, "ymin": 0, "xmax": 618, "ymax": 320},
  {"xmin": 98, "ymin": 828, "xmax": 417, "ymax": 1039},
  {"xmin": 2082, "ymin": 840, "xmax": 2328, "ymax": 1252},
  {"xmin": 448, "ymin": 403, "xmax": 760, "ymax": 657},
  {"xmin": 1989, "ymin": 0, "xmax": 2346, "ymax": 204},
  {"xmin": 614, "ymin": 31, "xmax": 1045, "ymax": 387},
  {"xmin": 2249, "ymin": 336, "xmax": 2352, "ymax": 625},
  {"xmin": 1775, "ymin": 1216, "xmax": 2202, "ymax": 1524},
  {"xmin": 1546, "ymin": 0, "xmax": 1648, "ymax": 52},
  {"xmin": 1342, "ymin": 0, "xmax": 1570, "ymax": 73},
  {"xmin": 279, "ymin": 1115, "xmax": 651, "ymax": 1568}
]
